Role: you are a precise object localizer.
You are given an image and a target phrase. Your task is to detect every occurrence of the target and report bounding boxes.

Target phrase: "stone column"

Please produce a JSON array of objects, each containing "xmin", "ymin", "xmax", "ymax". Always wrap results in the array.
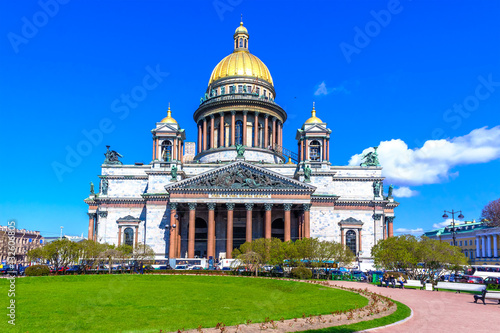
[
  {"xmin": 226, "ymin": 203, "xmax": 235, "ymax": 258},
  {"xmin": 323, "ymin": 139, "xmax": 326, "ymax": 161},
  {"xmin": 210, "ymin": 115, "xmax": 215, "ymax": 149},
  {"xmin": 202, "ymin": 118, "xmax": 207, "ymax": 152},
  {"xmin": 487, "ymin": 235, "xmax": 492, "ymax": 257},
  {"xmin": 180, "ymin": 142, "xmax": 184, "ymax": 164},
  {"xmin": 219, "ymin": 112, "xmax": 224, "ymax": 148},
  {"xmin": 207, "ymin": 203, "xmax": 216, "ymax": 258},
  {"xmin": 358, "ymin": 229, "xmax": 362, "ymax": 253},
  {"xmin": 245, "ymin": 203, "xmax": 254, "ymax": 243},
  {"xmin": 198, "ymin": 123, "xmax": 202, "ymax": 154},
  {"xmin": 169, "ymin": 202, "xmax": 178, "ymax": 258},
  {"xmin": 386, "ymin": 216, "xmax": 394, "ymax": 238},
  {"xmin": 242, "ymin": 111, "xmax": 247, "ymax": 146},
  {"xmin": 264, "ymin": 114, "xmax": 269, "ymax": 148},
  {"xmin": 88, "ymin": 213, "xmax": 95, "ymax": 241},
  {"xmin": 135, "ymin": 226, "xmax": 139, "ymax": 248},
  {"xmin": 177, "ymin": 223, "xmax": 181, "ymax": 258},
  {"xmin": 117, "ymin": 226, "xmax": 122, "ymax": 246},
  {"xmin": 173, "ymin": 138, "xmax": 178, "ymax": 160},
  {"xmin": 188, "ymin": 203, "xmax": 197, "ymax": 258},
  {"xmin": 476, "ymin": 236, "xmax": 481, "ymax": 258},
  {"xmin": 272, "ymin": 117, "xmax": 276, "ymax": 148},
  {"xmin": 494, "ymin": 234, "xmax": 498, "ymax": 257},
  {"xmin": 305, "ymin": 139, "xmax": 309, "ymax": 161},
  {"xmin": 340, "ymin": 228, "xmax": 344, "ymax": 246},
  {"xmin": 231, "ymin": 111, "xmax": 236, "ymax": 146},
  {"xmin": 482, "ymin": 236, "xmax": 486, "ymax": 258},
  {"xmin": 152, "ymin": 138, "xmax": 156, "ymax": 160},
  {"xmin": 303, "ymin": 204, "xmax": 311, "ymax": 238},
  {"xmin": 278, "ymin": 122, "xmax": 282, "ymax": 147},
  {"xmin": 264, "ymin": 203, "xmax": 273, "ymax": 239},
  {"xmin": 326, "ymin": 139, "xmax": 330, "ymax": 161},
  {"xmin": 254, "ymin": 112, "xmax": 259, "ymax": 147},
  {"xmin": 284, "ymin": 203, "xmax": 292, "ymax": 242}
]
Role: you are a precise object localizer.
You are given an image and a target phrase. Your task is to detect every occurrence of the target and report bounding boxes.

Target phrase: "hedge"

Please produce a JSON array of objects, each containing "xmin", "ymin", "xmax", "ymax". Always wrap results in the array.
[{"xmin": 25, "ymin": 265, "xmax": 50, "ymax": 277}]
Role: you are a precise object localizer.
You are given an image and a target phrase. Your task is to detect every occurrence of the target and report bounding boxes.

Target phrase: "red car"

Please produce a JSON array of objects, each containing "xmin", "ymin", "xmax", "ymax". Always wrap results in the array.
[{"xmin": 465, "ymin": 275, "xmax": 484, "ymax": 284}]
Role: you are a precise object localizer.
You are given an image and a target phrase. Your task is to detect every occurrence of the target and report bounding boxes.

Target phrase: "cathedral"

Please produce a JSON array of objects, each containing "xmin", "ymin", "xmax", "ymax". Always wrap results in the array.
[{"xmin": 84, "ymin": 21, "xmax": 399, "ymax": 270}]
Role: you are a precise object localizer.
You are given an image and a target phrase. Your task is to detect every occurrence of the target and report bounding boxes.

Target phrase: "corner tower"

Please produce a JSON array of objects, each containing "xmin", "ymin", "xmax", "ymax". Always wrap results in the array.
[{"xmin": 193, "ymin": 21, "xmax": 288, "ymax": 164}]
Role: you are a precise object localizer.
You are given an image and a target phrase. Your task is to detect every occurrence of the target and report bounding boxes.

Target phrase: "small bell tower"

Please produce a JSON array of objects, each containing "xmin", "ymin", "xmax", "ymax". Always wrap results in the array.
[
  {"xmin": 296, "ymin": 103, "xmax": 332, "ymax": 166},
  {"xmin": 151, "ymin": 104, "xmax": 186, "ymax": 166}
]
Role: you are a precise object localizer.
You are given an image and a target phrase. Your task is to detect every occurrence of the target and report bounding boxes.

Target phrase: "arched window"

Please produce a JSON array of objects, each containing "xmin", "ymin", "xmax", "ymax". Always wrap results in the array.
[
  {"xmin": 239, "ymin": 38, "xmax": 243, "ymax": 47},
  {"xmin": 124, "ymin": 228, "xmax": 134, "ymax": 247},
  {"xmin": 345, "ymin": 230, "xmax": 357, "ymax": 255},
  {"xmin": 235, "ymin": 120, "xmax": 243, "ymax": 145},
  {"xmin": 161, "ymin": 141, "xmax": 173, "ymax": 162},
  {"xmin": 310, "ymin": 140, "xmax": 321, "ymax": 161},
  {"xmin": 244, "ymin": 39, "xmax": 247, "ymax": 48}
]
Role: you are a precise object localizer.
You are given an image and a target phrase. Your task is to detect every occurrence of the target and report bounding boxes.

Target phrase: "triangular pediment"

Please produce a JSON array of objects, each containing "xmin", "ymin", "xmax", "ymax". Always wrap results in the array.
[
  {"xmin": 303, "ymin": 123, "xmax": 329, "ymax": 132},
  {"xmin": 165, "ymin": 161, "xmax": 316, "ymax": 193}
]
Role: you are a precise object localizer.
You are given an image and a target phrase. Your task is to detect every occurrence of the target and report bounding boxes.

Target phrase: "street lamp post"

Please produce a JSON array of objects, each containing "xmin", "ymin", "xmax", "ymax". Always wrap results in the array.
[
  {"xmin": 60, "ymin": 226, "xmax": 64, "ymax": 240},
  {"xmin": 442, "ymin": 210, "xmax": 464, "ymax": 246},
  {"xmin": 165, "ymin": 214, "xmax": 178, "ymax": 267}
]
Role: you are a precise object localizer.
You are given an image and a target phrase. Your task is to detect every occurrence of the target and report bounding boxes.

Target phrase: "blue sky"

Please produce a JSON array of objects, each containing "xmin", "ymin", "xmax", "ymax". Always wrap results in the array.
[{"xmin": 1, "ymin": 0, "xmax": 499, "ymax": 237}]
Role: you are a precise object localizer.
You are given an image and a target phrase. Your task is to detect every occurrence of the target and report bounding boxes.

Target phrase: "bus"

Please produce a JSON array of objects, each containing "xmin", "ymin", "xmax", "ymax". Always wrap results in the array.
[
  {"xmin": 171, "ymin": 258, "xmax": 208, "ymax": 269},
  {"xmin": 468, "ymin": 265, "xmax": 500, "ymax": 279}
]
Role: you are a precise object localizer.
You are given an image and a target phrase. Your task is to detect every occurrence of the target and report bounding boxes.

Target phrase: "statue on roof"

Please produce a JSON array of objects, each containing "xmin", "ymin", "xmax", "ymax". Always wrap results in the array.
[
  {"xmin": 360, "ymin": 146, "xmax": 380, "ymax": 167},
  {"xmin": 103, "ymin": 146, "xmax": 123, "ymax": 165},
  {"xmin": 235, "ymin": 144, "xmax": 245, "ymax": 159},
  {"xmin": 171, "ymin": 164, "xmax": 178, "ymax": 182},
  {"xmin": 304, "ymin": 164, "xmax": 312, "ymax": 183},
  {"xmin": 387, "ymin": 184, "xmax": 394, "ymax": 199},
  {"xmin": 90, "ymin": 182, "xmax": 95, "ymax": 195}
]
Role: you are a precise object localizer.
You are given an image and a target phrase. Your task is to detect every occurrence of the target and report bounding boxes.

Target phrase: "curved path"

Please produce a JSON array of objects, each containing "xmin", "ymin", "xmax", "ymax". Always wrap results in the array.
[{"xmin": 329, "ymin": 281, "xmax": 500, "ymax": 332}]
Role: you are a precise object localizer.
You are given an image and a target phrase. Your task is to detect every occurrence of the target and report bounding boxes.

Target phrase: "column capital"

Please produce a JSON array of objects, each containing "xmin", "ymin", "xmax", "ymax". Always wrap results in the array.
[
  {"xmin": 245, "ymin": 203, "xmax": 254, "ymax": 211},
  {"xmin": 302, "ymin": 203, "xmax": 311, "ymax": 212},
  {"xmin": 169, "ymin": 202, "xmax": 178, "ymax": 211},
  {"xmin": 98, "ymin": 211, "xmax": 108, "ymax": 218},
  {"xmin": 254, "ymin": 111, "xmax": 259, "ymax": 116},
  {"xmin": 264, "ymin": 113, "xmax": 269, "ymax": 119},
  {"xmin": 210, "ymin": 114, "xmax": 214, "ymax": 119},
  {"xmin": 272, "ymin": 116, "xmax": 277, "ymax": 121},
  {"xmin": 207, "ymin": 202, "xmax": 216, "ymax": 211},
  {"xmin": 87, "ymin": 212, "xmax": 97, "ymax": 218},
  {"xmin": 283, "ymin": 203, "xmax": 292, "ymax": 211},
  {"xmin": 373, "ymin": 213, "xmax": 383, "ymax": 221},
  {"xmin": 226, "ymin": 203, "xmax": 235, "ymax": 211},
  {"xmin": 242, "ymin": 110, "xmax": 248, "ymax": 115},
  {"xmin": 231, "ymin": 110, "xmax": 236, "ymax": 116},
  {"xmin": 264, "ymin": 203, "xmax": 273, "ymax": 211},
  {"xmin": 385, "ymin": 216, "xmax": 395, "ymax": 223},
  {"xmin": 188, "ymin": 202, "xmax": 197, "ymax": 211},
  {"xmin": 219, "ymin": 111, "xmax": 225, "ymax": 117}
]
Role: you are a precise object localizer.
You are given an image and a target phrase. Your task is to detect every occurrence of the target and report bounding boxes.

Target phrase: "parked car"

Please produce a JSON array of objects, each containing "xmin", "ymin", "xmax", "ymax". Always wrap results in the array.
[
  {"xmin": 188, "ymin": 265, "xmax": 205, "ymax": 270},
  {"xmin": 462, "ymin": 275, "xmax": 484, "ymax": 284},
  {"xmin": 174, "ymin": 265, "xmax": 188, "ymax": 270},
  {"xmin": 66, "ymin": 265, "xmax": 83, "ymax": 274},
  {"xmin": 483, "ymin": 276, "xmax": 500, "ymax": 285},
  {"xmin": 351, "ymin": 270, "xmax": 367, "ymax": 281}
]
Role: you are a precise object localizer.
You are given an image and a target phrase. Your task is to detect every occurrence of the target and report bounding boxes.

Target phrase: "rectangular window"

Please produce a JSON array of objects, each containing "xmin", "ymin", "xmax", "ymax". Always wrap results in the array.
[
  {"xmin": 459, "ymin": 241, "xmax": 462, "ymax": 246},
  {"xmin": 470, "ymin": 240, "xmax": 473, "ymax": 246},
  {"xmin": 475, "ymin": 239, "xmax": 477, "ymax": 245},
  {"xmin": 238, "ymin": 85, "xmax": 243, "ymax": 93},
  {"xmin": 256, "ymin": 87, "xmax": 260, "ymax": 95}
]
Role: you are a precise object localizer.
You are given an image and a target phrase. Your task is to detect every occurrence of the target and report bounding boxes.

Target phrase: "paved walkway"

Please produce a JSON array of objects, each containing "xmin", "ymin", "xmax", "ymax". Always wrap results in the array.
[{"xmin": 329, "ymin": 281, "xmax": 500, "ymax": 332}]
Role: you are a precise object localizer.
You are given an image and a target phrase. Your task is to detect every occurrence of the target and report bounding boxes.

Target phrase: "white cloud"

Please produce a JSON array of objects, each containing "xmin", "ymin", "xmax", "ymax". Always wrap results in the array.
[
  {"xmin": 432, "ymin": 219, "xmax": 453, "ymax": 229},
  {"xmin": 392, "ymin": 186, "xmax": 419, "ymax": 198},
  {"xmin": 314, "ymin": 81, "xmax": 352, "ymax": 96},
  {"xmin": 348, "ymin": 126, "xmax": 500, "ymax": 187},
  {"xmin": 394, "ymin": 228, "xmax": 424, "ymax": 235}
]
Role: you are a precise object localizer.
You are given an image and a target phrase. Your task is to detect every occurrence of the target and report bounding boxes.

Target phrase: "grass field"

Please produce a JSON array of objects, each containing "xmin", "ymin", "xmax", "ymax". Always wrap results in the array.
[{"xmin": 0, "ymin": 275, "xmax": 369, "ymax": 332}]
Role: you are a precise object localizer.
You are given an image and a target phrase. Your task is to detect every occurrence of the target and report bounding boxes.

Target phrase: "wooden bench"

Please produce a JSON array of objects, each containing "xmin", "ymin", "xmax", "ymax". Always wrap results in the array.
[
  {"xmin": 435, "ymin": 281, "xmax": 486, "ymax": 293},
  {"xmin": 473, "ymin": 290, "xmax": 500, "ymax": 305}
]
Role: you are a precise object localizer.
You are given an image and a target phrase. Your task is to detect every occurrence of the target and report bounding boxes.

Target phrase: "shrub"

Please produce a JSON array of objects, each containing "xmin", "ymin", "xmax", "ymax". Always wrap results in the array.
[
  {"xmin": 486, "ymin": 283, "xmax": 500, "ymax": 290},
  {"xmin": 25, "ymin": 265, "xmax": 50, "ymax": 277},
  {"xmin": 291, "ymin": 266, "xmax": 312, "ymax": 280}
]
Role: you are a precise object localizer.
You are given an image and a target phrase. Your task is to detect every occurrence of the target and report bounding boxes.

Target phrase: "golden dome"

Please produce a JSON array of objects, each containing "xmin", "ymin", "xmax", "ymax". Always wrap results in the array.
[
  {"xmin": 209, "ymin": 51, "xmax": 273, "ymax": 85},
  {"xmin": 234, "ymin": 21, "xmax": 248, "ymax": 35},
  {"xmin": 161, "ymin": 105, "xmax": 177, "ymax": 124},
  {"xmin": 305, "ymin": 104, "xmax": 323, "ymax": 124}
]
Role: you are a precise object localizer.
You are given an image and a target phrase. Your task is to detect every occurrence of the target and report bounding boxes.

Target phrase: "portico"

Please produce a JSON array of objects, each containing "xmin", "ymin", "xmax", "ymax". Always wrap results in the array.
[{"xmin": 165, "ymin": 160, "xmax": 315, "ymax": 259}]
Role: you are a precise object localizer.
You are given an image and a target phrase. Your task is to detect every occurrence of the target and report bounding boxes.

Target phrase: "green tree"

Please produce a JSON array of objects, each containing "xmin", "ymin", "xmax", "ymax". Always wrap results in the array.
[
  {"xmin": 100, "ymin": 248, "xmax": 122, "ymax": 274},
  {"xmin": 133, "ymin": 243, "xmax": 155, "ymax": 262},
  {"xmin": 43, "ymin": 239, "xmax": 80, "ymax": 272},
  {"xmin": 79, "ymin": 240, "xmax": 108, "ymax": 273}
]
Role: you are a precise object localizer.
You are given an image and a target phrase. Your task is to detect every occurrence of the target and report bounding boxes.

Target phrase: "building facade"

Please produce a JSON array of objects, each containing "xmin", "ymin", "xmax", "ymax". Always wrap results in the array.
[
  {"xmin": 84, "ymin": 22, "xmax": 399, "ymax": 269},
  {"xmin": 424, "ymin": 220, "xmax": 500, "ymax": 265},
  {"xmin": 0, "ymin": 226, "xmax": 44, "ymax": 266}
]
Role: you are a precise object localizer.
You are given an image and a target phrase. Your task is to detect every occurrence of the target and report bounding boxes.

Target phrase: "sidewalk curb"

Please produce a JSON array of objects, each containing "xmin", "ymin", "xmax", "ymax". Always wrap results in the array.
[{"xmin": 359, "ymin": 305, "xmax": 413, "ymax": 332}]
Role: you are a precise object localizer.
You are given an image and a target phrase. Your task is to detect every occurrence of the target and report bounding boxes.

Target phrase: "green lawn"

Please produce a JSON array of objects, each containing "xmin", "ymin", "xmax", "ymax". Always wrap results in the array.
[{"xmin": 0, "ymin": 275, "xmax": 368, "ymax": 332}]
